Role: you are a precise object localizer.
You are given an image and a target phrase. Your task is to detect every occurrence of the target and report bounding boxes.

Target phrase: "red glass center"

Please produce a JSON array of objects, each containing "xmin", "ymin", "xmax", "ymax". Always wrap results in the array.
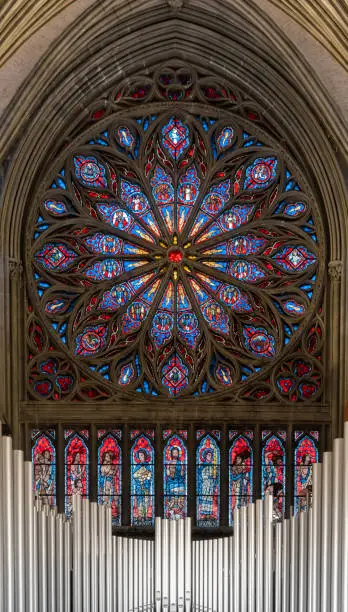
[{"xmin": 168, "ymin": 248, "xmax": 183, "ymax": 263}]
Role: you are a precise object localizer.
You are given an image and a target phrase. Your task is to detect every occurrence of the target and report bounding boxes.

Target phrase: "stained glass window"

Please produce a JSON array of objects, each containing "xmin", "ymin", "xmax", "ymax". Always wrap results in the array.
[
  {"xmin": 229, "ymin": 430, "xmax": 253, "ymax": 525},
  {"xmin": 196, "ymin": 431, "xmax": 220, "ymax": 527},
  {"xmin": 27, "ymin": 99, "xmax": 324, "ymax": 402},
  {"xmin": 130, "ymin": 432, "xmax": 155, "ymax": 527},
  {"xmin": 294, "ymin": 430, "xmax": 319, "ymax": 514},
  {"xmin": 64, "ymin": 429, "xmax": 89, "ymax": 516},
  {"xmin": 97, "ymin": 429, "xmax": 122, "ymax": 526},
  {"xmin": 262, "ymin": 430, "xmax": 286, "ymax": 521},
  {"xmin": 32, "ymin": 428, "xmax": 56, "ymax": 506},
  {"xmin": 163, "ymin": 431, "xmax": 188, "ymax": 519}
]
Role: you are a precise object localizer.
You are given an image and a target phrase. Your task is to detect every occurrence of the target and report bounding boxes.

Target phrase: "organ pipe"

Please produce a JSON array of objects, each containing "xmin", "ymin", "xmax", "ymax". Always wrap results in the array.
[{"xmin": 0, "ymin": 427, "xmax": 346, "ymax": 611}]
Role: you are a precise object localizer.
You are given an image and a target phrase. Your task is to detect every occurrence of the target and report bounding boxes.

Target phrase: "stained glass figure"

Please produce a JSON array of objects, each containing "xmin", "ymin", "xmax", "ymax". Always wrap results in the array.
[
  {"xmin": 28, "ymin": 105, "xmax": 323, "ymax": 400},
  {"xmin": 74, "ymin": 156, "xmax": 107, "ymax": 188},
  {"xmin": 163, "ymin": 433, "xmax": 188, "ymax": 520},
  {"xmin": 65, "ymin": 430, "xmax": 89, "ymax": 516},
  {"xmin": 151, "ymin": 166, "xmax": 175, "ymax": 233},
  {"xmin": 229, "ymin": 431, "xmax": 253, "ymax": 525},
  {"xmin": 161, "ymin": 117, "xmax": 190, "ymax": 159},
  {"xmin": 262, "ymin": 431, "xmax": 286, "ymax": 521},
  {"xmin": 131, "ymin": 434, "xmax": 155, "ymax": 526},
  {"xmin": 294, "ymin": 431, "xmax": 319, "ymax": 514},
  {"xmin": 196, "ymin": 434, "xmax": 220, "ymax": 527},
  {"xmin": 32, "ymin": 429, "xmax": 56, "ymax": 506},
  {"xmin": 98, "ymin": 431, "xmax": 122, "ymax": 525}
]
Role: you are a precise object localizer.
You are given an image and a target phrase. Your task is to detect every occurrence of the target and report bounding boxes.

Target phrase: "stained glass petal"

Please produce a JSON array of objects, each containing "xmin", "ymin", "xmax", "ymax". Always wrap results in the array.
[
  {"xmin": 244, "ymin": 157, "xmax": 278, "ymax": 190},
  {"xmin": 189, "ymin": 278, "xmax": 229, "ymax": 335},
  {"xmin": 177, "ymin": 282, "xmax": 200, "ymax": 348},
  {"xmin": 150, "ymin": 166, "xmax": 175, "ymax": 234},
  {"xmin": 150, "ymin": 282, "xmax": 175, "ymax": 348},
  {"xmin": 97, "ymin": 203, "xmax": 155, "ymax": 243}
]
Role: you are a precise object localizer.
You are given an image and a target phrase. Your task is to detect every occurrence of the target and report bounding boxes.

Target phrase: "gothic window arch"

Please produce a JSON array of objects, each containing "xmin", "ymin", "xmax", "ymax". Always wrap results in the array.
[
  {"xmin": 64, "ymin": 429, "xmax": 89, "ymax": 515},
  {"xmin": 163, "ymin": 430, "xmax": 188, "ymax": 520},
  {"xmin": 196, "ymin": 431, "xmax": 221, "ymax": 527},
  {"xmin": 26, "ymin": 65, "xmax": 325, "ymax": 403},
  {"xmin": 229, "ymin": 430, "xmax": 253, "ymax": 525},
  {"xmin": 25, "ymin": 63, "xmax": 327, "ymax": 530},
  {"xmin": 130, "ymin": 432, "xmax": 155, "ymax": 527},
  {"xmin": 98, "ymin": 429, "xmax": 122, "ymax": 526}
]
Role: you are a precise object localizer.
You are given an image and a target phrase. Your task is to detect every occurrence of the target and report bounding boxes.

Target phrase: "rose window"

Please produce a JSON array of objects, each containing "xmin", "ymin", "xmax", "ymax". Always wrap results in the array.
[{"xmin": 27, "ymin": 110, "xmax": 323, "ymax": 400}]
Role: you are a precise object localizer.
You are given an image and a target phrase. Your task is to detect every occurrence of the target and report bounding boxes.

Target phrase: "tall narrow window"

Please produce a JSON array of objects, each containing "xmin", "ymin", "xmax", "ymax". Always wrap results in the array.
[
  {"xmin": 32, "ymin": 428, "xmax": 56, "ymax": 506},
  {"xmin": 163, "ymin": 430, "xmax": 188, "ymax": 519},
  {"xmin": 130, "ymin": 431, "xmax": 155, "ymax": 527},
  {"xmin": 97, "ymin": 429, "xmax": 122, "ymax": 526},
  {"xmin": 229, "ymin": 430, "xmax": 253, "ymax": 525},
  {"xmin": 294, "ymin": 430, "xmax": 319, "ymax": 514},
  {"xmin": 262, "ymin": 430, "xmax": 286, "ymax": 521},
  {"xmin": 64, "ymin": 429, "xmax": 89, "ymax": 516},
  {"xmin": 196, "ymin": 430, "xmax": 221, "ymax": 527}
]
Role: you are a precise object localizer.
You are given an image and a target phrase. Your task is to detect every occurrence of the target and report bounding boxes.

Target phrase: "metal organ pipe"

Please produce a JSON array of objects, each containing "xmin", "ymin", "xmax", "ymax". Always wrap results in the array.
[{"xmin": 0, "ymin": 429, "xmax": 347, "ymax": 611}]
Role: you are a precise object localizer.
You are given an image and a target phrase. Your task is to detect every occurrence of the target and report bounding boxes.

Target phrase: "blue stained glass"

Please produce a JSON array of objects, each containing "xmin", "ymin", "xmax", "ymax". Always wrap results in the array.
[
  {"xmin": 161, "ymin": 117, "xmax": 190, "ymax": 160},
  {"xmin": 196, "ymin": 435, "xmax": 220, "ymax": 527},
  {"xmin": 150, "ymin": 166, "xmax": 175, "ymax": 233},
  {"xmin": 177, "ymin": 282, "xmax": 200, "ymax": 348},
  {"xmin": 64, "ymin": 431, "xmax": 89, "ymax": 517},
  {"xmin": 217, "ymin": 127, "xmax": 234, "ymax": 151},
  {"xmin": 197, "ymin": 272, "xmax": 252, "ymax": 313},
  {"xmin": 262, "ymin": 433, "xmax": 286, "ymax": 521},
  {"xmin": 121, "ymin": 279, "xmax": 161, "ymax": 334},
  {"xmin": 228, "ymin": 260, "xmax": 266, "ymax": 283},
  {"xmin": 190, "ymin": 279, "xmax": 229, "ymax": 335},
  {"xmin": 177, "ymin": 166, "xmax": 200, "ymax": 232},
  {"xmin": 229, "ymin": 434, "xmax": 253, "ymax": 525},
  {"xmin": 151, "ymin": 282, "xmax": 175, "ymax": 348},
  {"xmin": 45, "ymin": 298, "xmax": 70, "ymax": 315},
  {"xmin": 97, "ymin": 204, "xmax": 155, "ymax": 243},
  {"xmin": 75, "ymin": 325, "xmax": 107, "ymax": 356},
  {"xmin": 162, "ymin": 353, "xmax": 189, "ymax": 396},
  {"xmin": 84, "ymin": 232, "xmax": 149, "ymax": 256},
  {"xmin": 189, "ymin": 180, "xmax": 230, "ymax": 237},
  {"xmin": 32, "ymin": 431, "xmax": 56, "ymax": 506},
  {"xmin": 226, "ymin": 234, "xmax": 267, "ymax": 256},
  {"xmin": 163, "ymin": 435, "xmax": 188, "ymax": 519},
  {"xmin": 243, "ymin": 326, "xmax": 276, "ymax": 358},
  {"xmin": 84, "ymin": 258, "xmax": 146, "ymax": 280},
  {"xmin": 282, "ymin": 201, "xmax": 306, "ymax": 217},
  {"xmin": 44, "ymin": 199, "xmax": 68, "ymax": 216},
  {"xmin": 294, "ymin": 433, "xmax": 319, "ymax": 514},
  {"xmin": 273, "ymin": 246, "xmax": 316, "ymax": 272},
  {"xmin": 98, "ymin": 273, "xmax": 154, "ymax": 311},
  {"xmin": 121, "ymin": 180, "xmax": 149, "ymax": 213},
  {"xmin": 33, "ymin": 110, "xmax": 322, "ymax": 403},
  {"xmin": 244, "ymin": 157, "xmax": 278, "ymax": 190},
  {"xmin": 74, "ymin": 156, "xmax": 107, "ymax": 188},
  {"xmin": 118, "ymin": 363, "xmax": 135, "ymax": 386},
  {"xmin": 35, "ymin": 243, "xmax": 77, "ymax": 271},
  {"xmin": 131, "ymin": 435, "xmax": 155, "ymax": 526},
  {"xmin": 216, "ymin": 364, "xmax": 233, "ymax": 386},
  {"xmin": 283, "ymin": 300, "xmax": 305, "ymax": 316},
  {"xmin": 196, "ymin": 204, "xmax": 254, "ymax": 244},
  {"xmin": 121, "ymin": 179, "xmax": 160, "ymax": 236},
  {"xmin": 98, "ymin": 434, "xmax": 122, "ymax": 525},
  {"xmin": 117, "ymin": 126, "xmax": 135, "ymax": 148}
]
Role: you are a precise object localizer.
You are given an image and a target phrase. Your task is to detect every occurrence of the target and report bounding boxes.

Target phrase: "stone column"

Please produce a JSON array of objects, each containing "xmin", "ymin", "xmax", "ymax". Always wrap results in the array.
[
  {"xmin": 8, "ymin": 259, "xmax": 23, "ymax": 448},
  {"xmin": 328, "ymin": 260, "xmax": 344, "ymax": 438}
]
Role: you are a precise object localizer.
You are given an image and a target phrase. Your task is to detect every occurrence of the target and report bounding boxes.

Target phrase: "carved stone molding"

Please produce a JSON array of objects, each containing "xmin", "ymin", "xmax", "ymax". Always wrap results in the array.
[
  {"xmin": 9, "ymin": 259, "xmax": 23, "ymax": 282},
  {"xmin": 328, "ymin": 260, "xmax": 343, "ymax": 281},
  {"xmin": 166, "ymin": 0, "xmax": 184, "ymax": 12}
]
